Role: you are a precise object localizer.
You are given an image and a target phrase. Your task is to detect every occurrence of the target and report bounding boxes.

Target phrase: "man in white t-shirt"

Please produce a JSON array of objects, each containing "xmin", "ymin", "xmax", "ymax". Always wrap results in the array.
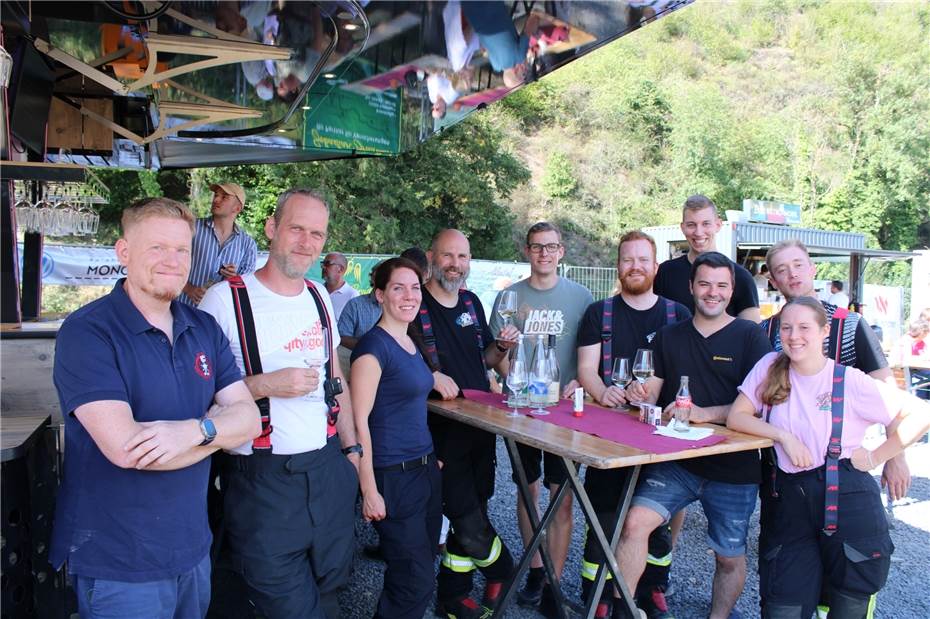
[
  {"xmin": 199, "ymin": 189, "xmax": 360, "ymax": 619},
  {"xmin": 322, "ymin": 251, "xmax": 359, "ymax": 319},
  {"xmin": 828, "ymin": 280, "xmax": 850, "ymax": 309}
]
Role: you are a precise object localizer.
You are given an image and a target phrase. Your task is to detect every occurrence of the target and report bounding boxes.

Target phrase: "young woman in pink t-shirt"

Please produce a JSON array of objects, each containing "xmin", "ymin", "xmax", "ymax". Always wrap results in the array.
[{"xmin": 727, "ymin": 296, "xmax": 930, "ymax": 618}]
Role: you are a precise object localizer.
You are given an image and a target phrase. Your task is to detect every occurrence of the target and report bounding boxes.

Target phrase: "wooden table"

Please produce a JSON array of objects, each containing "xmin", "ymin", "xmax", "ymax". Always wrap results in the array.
[{"xmin": 428, "ymin": 398, "xmax": 773, "ymax": 619}]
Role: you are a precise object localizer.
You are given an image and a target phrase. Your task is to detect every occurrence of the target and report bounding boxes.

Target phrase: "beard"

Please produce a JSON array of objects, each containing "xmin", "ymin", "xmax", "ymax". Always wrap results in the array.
[
  {"xmin": 620, "ymin": 270, "xmax": 654, "ymax": 296},
  {"xmin": 271, "ymin": 251, "xmax": 310, "ymax": 280},
  {"xmin": 430, "ymin": 262, "xmax": 468, "ymax": 293}
]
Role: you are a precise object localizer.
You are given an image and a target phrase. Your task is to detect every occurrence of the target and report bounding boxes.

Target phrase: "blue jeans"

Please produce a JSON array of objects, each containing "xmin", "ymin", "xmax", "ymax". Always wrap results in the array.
[
  {"xmin": 74, "ymin": 553, "xmax": 210, "ymax": 619},
  {"xmin": 632, "ymin": 461, "xmax": 758, "ymax": 557}
]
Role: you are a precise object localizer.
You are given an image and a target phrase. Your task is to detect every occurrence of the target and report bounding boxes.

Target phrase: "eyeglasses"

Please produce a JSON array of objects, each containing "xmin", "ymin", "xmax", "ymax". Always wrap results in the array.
[
  {"xmin": 527, "ymin": 243, "xmax": 562, "ymax": 254},
  {"xmin": 322, "ymin": 261, "xmax": 339, "ymax": 267}
]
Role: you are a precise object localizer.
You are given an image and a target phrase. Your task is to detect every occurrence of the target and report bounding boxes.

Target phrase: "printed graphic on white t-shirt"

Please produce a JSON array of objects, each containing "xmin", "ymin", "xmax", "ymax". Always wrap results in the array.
[{"xmin": 198, "ymin": 273, "xmax": 340, "ymax": 455}]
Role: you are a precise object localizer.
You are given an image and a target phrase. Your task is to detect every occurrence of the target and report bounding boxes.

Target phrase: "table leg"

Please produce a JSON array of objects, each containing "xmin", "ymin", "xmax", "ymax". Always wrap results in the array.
[
  {"xmin": 499, "ymin": 437, "xmax": 572, "ymax": 619},
  {"xmin": 563, "ymin": 458, "xmax": 641, "ymax": 619}
]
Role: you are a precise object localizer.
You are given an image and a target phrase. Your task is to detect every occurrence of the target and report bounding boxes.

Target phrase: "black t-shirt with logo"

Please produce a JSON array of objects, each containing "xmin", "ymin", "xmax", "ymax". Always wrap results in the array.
[
  {"xmin": 653, "ymin": 318, "xmax": 773, "ymax": 484},
  {"xmin": 577, "ymin": 295, "xmax": 692, "ymax": 382},
  {"xmin": 654, "ymin": 254, "xmax": 759, "ymax": 317}
]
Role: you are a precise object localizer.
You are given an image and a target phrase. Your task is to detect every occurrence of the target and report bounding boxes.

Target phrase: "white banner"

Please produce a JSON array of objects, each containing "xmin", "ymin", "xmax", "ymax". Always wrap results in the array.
[{"xmin": 23, "ymin": 245, "xmax": 531, "ymax": 315}]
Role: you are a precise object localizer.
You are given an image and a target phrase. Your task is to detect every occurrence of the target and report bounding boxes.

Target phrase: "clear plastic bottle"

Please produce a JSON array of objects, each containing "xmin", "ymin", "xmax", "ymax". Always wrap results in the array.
[
  {"xmin": 546, "ymin": 334, "xmax": 560, "ymax": 406},
  {"xmin": 674, "ymin": 376, "xmax": 692, "ymax": 431}
]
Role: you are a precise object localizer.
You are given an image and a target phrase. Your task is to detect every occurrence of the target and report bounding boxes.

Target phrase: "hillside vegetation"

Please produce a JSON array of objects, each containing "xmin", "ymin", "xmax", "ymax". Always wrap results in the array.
[
  {"xmin": 85, "ymin": 0, "xmax": 928, "ymax": 287},
  {"xmin": 490, "ymin": 0, "xmax": 929, "ymax": 271}
]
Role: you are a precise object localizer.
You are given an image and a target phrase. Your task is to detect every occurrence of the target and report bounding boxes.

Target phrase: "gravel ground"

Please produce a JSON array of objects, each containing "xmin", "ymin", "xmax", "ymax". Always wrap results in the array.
[{"xmin": 340, "ymin": 439, "xmax": 930, "ymax": 618}]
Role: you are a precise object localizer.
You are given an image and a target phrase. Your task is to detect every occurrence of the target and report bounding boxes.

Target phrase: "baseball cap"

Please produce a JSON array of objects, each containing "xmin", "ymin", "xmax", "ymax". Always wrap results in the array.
[{"xmin": 210, "ymin": 183, "xmax": 246, "ymax": 208}]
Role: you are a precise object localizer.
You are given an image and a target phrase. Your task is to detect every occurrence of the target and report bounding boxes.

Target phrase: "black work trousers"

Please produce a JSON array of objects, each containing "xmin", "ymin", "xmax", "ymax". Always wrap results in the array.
[
  {"xmin": 433, "ymin": 421, "xmax": 514, "ymax": 603},
  {"xmin": 582, "ymin": 466, "xmax": 672, "ymax": 599},
  {"xmin": 372, "ymin": 458, "xmax": 443, "ymax": 619},
  {"xmin": 759, "ymin": 460, "xmax": 893, "ymax": 618},
  {"xmin": 221, "ymin": 437, "xmax": 359, "ymax": 619}
]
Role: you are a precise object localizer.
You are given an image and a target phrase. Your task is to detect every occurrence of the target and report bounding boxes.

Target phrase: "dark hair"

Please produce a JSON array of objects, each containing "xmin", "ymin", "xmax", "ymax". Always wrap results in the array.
[
  {"xmin": 617, "ymin": 229, "xmax": 657, "ymax": 261},
  {"xmin": 689, "ymin": 251, "xmax": 734, "ymax": 285},
  {"xmin": 831, "ymin": 280, "xmax": 844, "ymax": 291},
  {"xmin": 525, "ymin": 222, "xmax": 562, "ymax": 246},
  {"xmin": 759, "ymin": 297, "xmax": 828, "ymax": 406},
  {"xmin": 399, "ymin": 247, "xmax": 428, "ymax": 275},
  {"xmin": 373, "ymin": 257, "xmax": 435, "ymax": 370},
  {"xmin": 373, "ymin": 257, "xmax": 423, "ymax": 290}
]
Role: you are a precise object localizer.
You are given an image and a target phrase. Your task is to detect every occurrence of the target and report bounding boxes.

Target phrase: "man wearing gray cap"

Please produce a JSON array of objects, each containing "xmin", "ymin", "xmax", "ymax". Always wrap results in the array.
[{"xmin": 181, "ymin": 182, "xmax": 259, "ymax": 306}]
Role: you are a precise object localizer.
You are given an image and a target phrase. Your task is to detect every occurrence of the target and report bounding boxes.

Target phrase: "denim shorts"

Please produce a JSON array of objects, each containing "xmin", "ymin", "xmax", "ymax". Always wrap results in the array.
[{"xmin": 632, "ymin": 461, "xmax": 758, "ymax": 557}]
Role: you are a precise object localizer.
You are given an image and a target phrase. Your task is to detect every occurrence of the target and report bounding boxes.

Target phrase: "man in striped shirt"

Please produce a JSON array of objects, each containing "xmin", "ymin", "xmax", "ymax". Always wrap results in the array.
[{"xmin": 180, "ymin": 182, "xmax": 258, "ymax": 306}]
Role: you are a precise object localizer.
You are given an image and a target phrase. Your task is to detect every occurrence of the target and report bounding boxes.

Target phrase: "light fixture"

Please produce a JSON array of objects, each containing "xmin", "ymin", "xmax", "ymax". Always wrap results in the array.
[
  {"xmin": 277, "ymin": 128, "xmax": 287, "ymax": 133},
  {"xmin": 343, "ymin": 23, "xmax": 359, "ymax": 31},
  {"xmin": 301, "ymin": 105, "xmax": 311, "ymax": 111}
]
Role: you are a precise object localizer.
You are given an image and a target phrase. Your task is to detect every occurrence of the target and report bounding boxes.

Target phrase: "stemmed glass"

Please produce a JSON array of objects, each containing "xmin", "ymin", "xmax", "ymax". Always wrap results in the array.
[
  {"xmin": 497, "ymin": 290, "xmax": 518, "ymax": 327},
  {"xmin": 632, "ymin": 349, "xmax": 654, "ymax": 387},
  {"xmin": 611, "ymin": 357, "xmax": 631, "ymax": 405},
  {"xmin": 303, "ymin": 327, "xmax": 330, "ymax": 401},
  {"xmin": 505, "ymin": 358, "xmax": 528, "ymax": 417}
]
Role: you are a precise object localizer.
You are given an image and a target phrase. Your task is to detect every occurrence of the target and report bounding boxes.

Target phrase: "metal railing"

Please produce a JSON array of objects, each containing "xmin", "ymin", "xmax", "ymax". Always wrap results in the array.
[{"xmin": 560, "ymin": 264, "xmax": 617, "ymax": 300}]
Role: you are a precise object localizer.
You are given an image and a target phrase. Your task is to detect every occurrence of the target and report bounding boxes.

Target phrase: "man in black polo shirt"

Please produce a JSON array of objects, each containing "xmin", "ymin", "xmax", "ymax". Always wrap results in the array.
[
  {"xmin": 415, "ymin": 228, "xmax": 519, "ymax": 619},
  {"xmin": 612, "ymin": 252, "xmax": 771, "ymax": 619},
  {"xmin": 654, "ymin": 195, "xmax": 760, "ymax": 323}
]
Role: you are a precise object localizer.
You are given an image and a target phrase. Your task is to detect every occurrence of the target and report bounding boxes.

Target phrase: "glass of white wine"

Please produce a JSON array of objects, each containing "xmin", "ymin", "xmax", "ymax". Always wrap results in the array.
[
  {"xmin": 497, "ymin": 290, "xmax": 518, "ymax": 327},
  {"xmin": 632, "ymin": 349, "xmax": 654, "ymax": 387},
  {"xmin": 302, "ymin": 327, "xmax": 330, "ymax": 401},
  {"xmin": 505, "ymin": 360, "xmax": 528, "ymax": 417},
  {"xmin": 611, "ymin": 357, "xmax": 631, "ymax": 406}
]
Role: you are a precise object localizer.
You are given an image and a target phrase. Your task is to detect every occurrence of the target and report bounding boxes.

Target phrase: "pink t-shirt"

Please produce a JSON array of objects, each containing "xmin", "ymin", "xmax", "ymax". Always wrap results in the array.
[{"xmin": 738, "ymin": 352, "xmax": 902, "ymax": 473}]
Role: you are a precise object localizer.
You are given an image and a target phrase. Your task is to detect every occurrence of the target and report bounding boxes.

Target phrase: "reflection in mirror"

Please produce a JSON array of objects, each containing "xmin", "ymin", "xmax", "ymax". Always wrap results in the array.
[{"xmin": 4, "ymin": 0, "xmax": 693, "ymax": 168}]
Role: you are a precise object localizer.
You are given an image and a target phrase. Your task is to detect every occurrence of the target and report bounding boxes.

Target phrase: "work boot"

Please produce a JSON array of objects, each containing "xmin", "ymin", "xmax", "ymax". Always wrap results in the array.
[
  {"xmin": 517, "ymin": 567, "xmax": 545, "ymax": 607},
  {"xmin": 480, "ymin": 580, "xmax": 504, "ymax": 615},
  {"xmin": 612, "ymin": 600, "xmax": 648, "ymax": 619},
  {"xmin": 637, "ymin": 587, "xmax": 674, "ymax": 619},
  {"xmin": 538, "ymin": 583, "xmax": 569, "ymax": 619},
  {"xmin": 435, "ymin": 596, "xmax": 482, "ymax": 619}
]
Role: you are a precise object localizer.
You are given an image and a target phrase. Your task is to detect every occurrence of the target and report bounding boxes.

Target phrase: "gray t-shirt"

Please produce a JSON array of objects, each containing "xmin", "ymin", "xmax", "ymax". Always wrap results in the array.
[{"xmin": 490, "ymin": 277, "xmax": 594, "ymax": 385}]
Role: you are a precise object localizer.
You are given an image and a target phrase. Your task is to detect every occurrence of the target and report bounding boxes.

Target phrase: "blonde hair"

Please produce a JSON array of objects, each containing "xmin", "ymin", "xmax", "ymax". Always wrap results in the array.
[
  {"xmin": 121, "ymin": 197, "xmax": 195, "ymax": 235},
  {"xmin": 765, "ymin": 239, "xmax": 810, "ymax": 273},
  {"xmin": 759, "ymin": 297, "xmax": 828, "ymax": 406}
]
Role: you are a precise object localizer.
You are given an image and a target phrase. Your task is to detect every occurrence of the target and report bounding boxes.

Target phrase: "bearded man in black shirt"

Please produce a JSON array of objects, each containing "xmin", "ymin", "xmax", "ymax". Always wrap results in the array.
[{"xmin": 611, "ymin": 252, "xmax": 772, "ymax": 619}]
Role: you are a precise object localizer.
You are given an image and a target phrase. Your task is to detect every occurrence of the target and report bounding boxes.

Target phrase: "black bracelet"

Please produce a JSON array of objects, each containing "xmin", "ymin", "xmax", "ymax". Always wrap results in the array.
[
  {"xmin": 342, "ymin": 443, "xmax": 363, "ymax": 457},
  {"xmin": 495, "ymin": 342, "xmax": 508, "ymax": 353}
]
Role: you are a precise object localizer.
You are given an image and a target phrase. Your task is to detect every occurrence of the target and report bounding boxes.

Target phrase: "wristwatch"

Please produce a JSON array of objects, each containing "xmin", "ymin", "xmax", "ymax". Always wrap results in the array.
[
  {"xmin": 199, "ymin": 418, "xmax": 217, "ymax": 446},
  {"xmin": 342, "ymin": 443, "xmax": 363, "ymax": 457}
]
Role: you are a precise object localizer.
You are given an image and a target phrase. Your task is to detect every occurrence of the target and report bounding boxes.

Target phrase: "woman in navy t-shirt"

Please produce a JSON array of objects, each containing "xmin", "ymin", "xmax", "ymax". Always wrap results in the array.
[{"xmin": 351, "ymin": 257, "xmax": 442, "ymax": 619}]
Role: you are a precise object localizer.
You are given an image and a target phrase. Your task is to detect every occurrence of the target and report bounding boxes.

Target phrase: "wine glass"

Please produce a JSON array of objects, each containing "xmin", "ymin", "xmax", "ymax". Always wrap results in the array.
[
  {"xmin": 497, "ymin": 290, "xmax": 518, "ymax": 327},
  {"xmin": 611, "ymin": 357, "xmax": 631, "ymax": 406},
  {"xmin": 632, "ymin": 349, "xmax": 654, "ymax": 387},
  {"xmin": 505, "ymin": 359, "xmax": 527, "ymax": 417},
  {"xmin": 303, "ymin": 327, "xmax": 331, "ymax": 401}
]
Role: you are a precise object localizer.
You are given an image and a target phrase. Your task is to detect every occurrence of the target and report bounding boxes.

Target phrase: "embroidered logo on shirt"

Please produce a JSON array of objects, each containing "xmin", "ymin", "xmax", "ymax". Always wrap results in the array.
[
  {"xmin": 456, "ymin": 312, "xmax": 474, "ymax": 328},
  {"xmin": 712, "ymin": 355, "xmax": 733, "ymax": 362},
  {"xmin": 815, "ymin": 391, "xmax": 831, "ymax": 412},
  {"xmin": 194, "ymin": 352, "xmax": 212, "ymax": 379}
]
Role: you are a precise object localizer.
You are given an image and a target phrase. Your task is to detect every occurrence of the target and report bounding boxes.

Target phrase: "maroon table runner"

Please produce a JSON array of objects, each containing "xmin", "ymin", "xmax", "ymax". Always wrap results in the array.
[{"xmin": 460, "ymin": 390, "xmax": 726, "ymax": 455}]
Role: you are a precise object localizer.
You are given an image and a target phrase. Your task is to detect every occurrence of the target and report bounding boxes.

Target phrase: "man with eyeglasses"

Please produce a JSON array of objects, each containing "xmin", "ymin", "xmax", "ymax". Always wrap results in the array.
[
  {"xmin": 322, "ymin": 252, "xmax": 359, "ymax": 320},
  {"xmin": 490, "ymin": 222, "xmax": 593, "ymax": 617}
]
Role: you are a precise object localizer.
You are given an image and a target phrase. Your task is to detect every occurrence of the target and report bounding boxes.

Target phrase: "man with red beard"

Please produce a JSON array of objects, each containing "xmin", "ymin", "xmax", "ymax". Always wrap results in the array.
[
  {"xmin": 576, "ymin": 230, "xmax": 691, "ymax": 618},
  {"xmin": 612, "ymin": 252, "xmax": 771, "ymax": 619}
]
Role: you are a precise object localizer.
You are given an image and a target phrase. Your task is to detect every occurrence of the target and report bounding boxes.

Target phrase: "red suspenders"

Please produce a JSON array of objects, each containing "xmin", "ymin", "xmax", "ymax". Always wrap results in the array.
[
  {"xmin": 228, "ymin": 276, "xmax": 339, "ymax": 451},
  {"xmin": 419, "ymin": 290, "xmax": 484, "ymax": 369},
  {"xmin": 600, "ymin": 296, "xmax": 677, "ymax": 384}
]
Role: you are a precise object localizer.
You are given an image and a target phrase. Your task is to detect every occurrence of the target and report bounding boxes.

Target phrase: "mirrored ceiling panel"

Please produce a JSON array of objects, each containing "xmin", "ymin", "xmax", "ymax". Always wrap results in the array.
[{"xmin": 2, "ymin": 0, "xmax": 693, "ymax": 169}]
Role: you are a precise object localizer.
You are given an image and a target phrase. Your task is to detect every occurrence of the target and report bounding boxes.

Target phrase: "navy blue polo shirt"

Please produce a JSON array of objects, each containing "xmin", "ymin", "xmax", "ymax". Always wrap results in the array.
[{"xmin": 50, "ymin": 279, "xmax": 242, "ymax": 582}]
